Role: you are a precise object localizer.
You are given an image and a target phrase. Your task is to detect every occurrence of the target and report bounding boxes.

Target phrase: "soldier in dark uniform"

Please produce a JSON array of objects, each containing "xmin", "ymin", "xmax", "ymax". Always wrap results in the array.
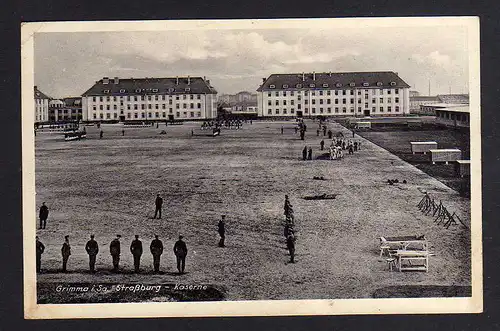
[
  {"xmin": 99, "ymin": 130, "xmax": 103, "ymax": 139},
  {"xmin": 122, "ymin": 129, "xmax": 125, "ymax": 136},
  {"xmin": 281, "ymin": 126, "xmax": 284, "ymax": 134},
  {"xmin": 154, "ymin": 194, "xmax": 163, "ymax": 219},
  {"xmin": 218, "ymin": 215, "xmax": 226, "ymax": 247},
  {"xmin": 173, "ymin": 235, "xmax": 188, "ymax": 274},
  {"xmin": 150, "ymin": 235, "xmax": 163, "ymax": 273},
  {"xmin": 110, "ymin": 234, "xmax": 121, "ymax": 272},
  {"xmin": 316, "ymin": 128, "xmax": 320, "ymax": 136},
  {"xmin": 39, "ymin": 202, "xmax": 49, "ymax": 229},
  {"xmin": 354, "ymin": 141, "xmax": 358, "ymax": 152},
  {"xmin": 323, "ymin": 126, "xmax": 327, "ymax": 136},
  {"xmin": 36, "ymin": 236, "xmax": 45, "ymax": 273},
  {"xmin": 284, "ymin": 223, "xmax": 294, "ymax": 239},
  {"xmin": 328, "ymin": 129, "xmax": 333, "ymax": 139},
  {"xmin": 286, "ymin": 233, "xmax": 296, "ymax": 263},
  {"xmin": 320, "ymin": 140, "xmax": 325, "ymax": 151},
  {"xmin": 307, "ymin": 147, "xmax": 313, "ymax": 160},
  {"xmin": 130, "ymin": 235, "xmax": 143, "ymax": 273},
  {"xmin": 61, "ymin": 235, "xmax": 71, "ymax": 272},
  {"xmin": 302, "ymin": 146, "xmax": 307, "ymax": 161},
  {"xmin": 85, "ymin": 234, "xmax": 99, "ymax": 273}
]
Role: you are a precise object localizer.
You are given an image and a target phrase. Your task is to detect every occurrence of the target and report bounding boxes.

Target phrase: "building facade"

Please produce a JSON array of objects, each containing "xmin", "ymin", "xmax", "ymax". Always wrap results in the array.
[
  {"xmin": 81, "ymin": 76, "xmax": 217, "ymax": 122},
  {"xmin": 421, "ymin": 103, "xmax": 470, "ymax": 128},
  {"xmin": 49, "ymin": 97, "xmax": 83, "ymax": 122},
  {"xmin": 218, "ymin": 91, "xmax": 257, "ymax": 105},
  {"xmin": 409, "ymin": 96, "xmax": 440, "ymax": 113},
  {"xmin": 34, "ymin": 86, "xmax": 51, "ymax": 123},
  {"xmin": 256, "ymin": 72, "xmax": 410, "ymax": 118}
]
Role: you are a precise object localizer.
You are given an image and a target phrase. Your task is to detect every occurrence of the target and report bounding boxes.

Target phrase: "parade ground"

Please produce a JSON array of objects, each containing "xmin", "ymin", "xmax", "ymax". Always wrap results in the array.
[{"xmin": 34, "ymin": 120, "xmax": 471, "ymax": 302}]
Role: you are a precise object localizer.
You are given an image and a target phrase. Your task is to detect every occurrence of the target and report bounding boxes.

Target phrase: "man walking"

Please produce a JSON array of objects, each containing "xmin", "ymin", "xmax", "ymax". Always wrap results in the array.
[
  {"xmin": 286, "ymin": 233, "xmax": 296, "ymax": 263},
  {"xmin": 61, "ymin": 235, "xmax": 71, "ymax": 272},
  {"xmin": 150, "ymin": 235, "xmax": 163, "ymax": 273},
  {"xmin": 302, "ymin": 146, "xmax": 307, "ymax": 161},
  {"xmin": 320, "ymin": 140, "xmax": 325, "ymax": 151},
  {"xmin": 110, "ymin": 235, "xmax": 121, "ymax": 272},
  {"xmin": 173, "ymin": 235, "xmax": 188, "ymax": 274},
  {"xmin": 154, "ymin": 194, "xmax": 163, "ymax": 219},
  {"xmin": 122, "ymin": 129, "xmax": 125, "ymax": 136},
  {"xmin": 130, "ymin": 235, "xmax": 143, "ymax": 273},
  {"xmin": 281, "ymin": 126, "xmax": 284, "ymax": 134},
  {"xmin": 39, "ymin": 202, "xmax": 49, "ymax": 229},
  {"xmin": 85, "ymin": 234, "xmax": 99, "ymax": 273},
  {"xmin": 307, "ymin": 147, "xmax": 313, "ymax": 160},
  {"xmin": 218, "ymin": 215, "xmax": 226, "ymax": 247},
  {"xmin": 99, "ymin": 130, "xmax": 103, "ymax": 139},
  {"xmin": 36, "ymin": 236, "xmax": 45, "ymax": 273}
]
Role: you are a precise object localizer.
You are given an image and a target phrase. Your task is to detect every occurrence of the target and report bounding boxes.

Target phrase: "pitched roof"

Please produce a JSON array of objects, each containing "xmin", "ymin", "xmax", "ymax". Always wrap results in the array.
[
  {"xmin": 82, "ymin": 77, "xmax": 217, "ymax": 96},
  {"xmin": 257, "ymin": 71, "xmax": 410, "ymax": 91},
  {"xmin": 34, "ymin": 86, "xmax": 51, "ymax": 100},
  {"xmin": 437, "ymin": 94, "xmax": 469, "ymax": 104}
]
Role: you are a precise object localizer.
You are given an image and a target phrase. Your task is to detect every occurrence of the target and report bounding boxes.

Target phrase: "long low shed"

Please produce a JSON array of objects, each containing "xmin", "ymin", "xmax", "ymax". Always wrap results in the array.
[
  {"xmin": 429, "ymin": 149, "xmax": 462, "ymax": 164},
  {"xmin": 455, "ymin": 160, "xmax": 471, "ymax": 177},
  {"xmin": 410, "ymin": 141, "xmax": 438, "ymax": 154},
  {"xmin": 355, "ymin": 121, "xmax": 371, "ymax": 129}
]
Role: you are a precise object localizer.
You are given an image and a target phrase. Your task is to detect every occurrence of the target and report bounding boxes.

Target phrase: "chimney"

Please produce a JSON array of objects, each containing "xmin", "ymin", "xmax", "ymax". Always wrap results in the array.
[
  {"xmin": 176, "ymin": 76, "xmax": 179, "ymax": 85},
  {"xmin": 262, "ymin": 78, "xmax": 266, "ymax": 83},
  {"xmin": 206, "ymin": 79, "xmax": 210, "ymax": 86},
  {"xmin": 302, "ymin": 73, "xmax": 305, "ymax": 81},
  {"xmin": 187, "ymin": 75, "xmax": 191, "ymax": 85},
  {"xmin": 329, "ymin": 71, "xmax": 332, "ymax": 77},
  {"xmin": 114, "ymin": 77, "xmax": 119, "ymax": 84},
  {"xmin": 313, "ymin": 71, "xmax": 316, "ymax": 81},
  {"xmin": 103, "ymin": 77, "xmax": 109, "ymax": 84}
]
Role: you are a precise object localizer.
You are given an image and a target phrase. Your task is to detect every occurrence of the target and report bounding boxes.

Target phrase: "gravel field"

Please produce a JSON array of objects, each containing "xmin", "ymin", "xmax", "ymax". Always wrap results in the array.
[{"xmin": 34, "ymin": 119, "xmax": 471, "ymax": 302}]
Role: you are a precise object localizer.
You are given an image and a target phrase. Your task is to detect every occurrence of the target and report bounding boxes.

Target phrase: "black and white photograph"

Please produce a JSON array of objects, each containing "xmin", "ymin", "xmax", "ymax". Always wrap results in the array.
[{"xmin": 21, "ymin": 17, "xmax": 481, "ymax": 318}]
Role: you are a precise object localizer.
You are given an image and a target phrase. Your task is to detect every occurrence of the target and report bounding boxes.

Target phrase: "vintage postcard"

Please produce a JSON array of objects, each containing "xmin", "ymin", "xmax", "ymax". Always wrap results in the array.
[{"xmin": 21, "ymin": 17, "xmax": 481, "ymax": 319}]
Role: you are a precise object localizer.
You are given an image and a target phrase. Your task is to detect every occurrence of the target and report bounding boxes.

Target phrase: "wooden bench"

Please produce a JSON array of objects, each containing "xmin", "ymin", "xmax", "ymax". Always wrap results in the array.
[
  {"xmin": 410, "ymin": 141, "xmax": 437, "ymax": 154},
  {"xmin": 429, "ymin": 149, "xmax": 462, "ymax": 164},
  {"xmin": 394, "ymin": 250, "xmax": 429, "ymax": 272}
]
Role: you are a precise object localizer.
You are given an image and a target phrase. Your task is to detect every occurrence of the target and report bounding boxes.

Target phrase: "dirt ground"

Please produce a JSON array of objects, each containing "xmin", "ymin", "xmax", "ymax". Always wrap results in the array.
[
  {"xmin": 354, "ymin": 124, "xmax": 470, "ymax": 194},
  {"xmin": 34, "ymin": 119, "xmax": 471, "ymax": 302}
]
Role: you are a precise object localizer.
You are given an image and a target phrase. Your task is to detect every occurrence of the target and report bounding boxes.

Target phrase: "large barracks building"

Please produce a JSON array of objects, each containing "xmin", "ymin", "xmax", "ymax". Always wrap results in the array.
[
  {"xmin": 81, "ymin": 76, "xmax": 218, "ymax": 121},
  {"xmin": 256, "ymin": 71, "xmax": 410, "ymax": 117}
]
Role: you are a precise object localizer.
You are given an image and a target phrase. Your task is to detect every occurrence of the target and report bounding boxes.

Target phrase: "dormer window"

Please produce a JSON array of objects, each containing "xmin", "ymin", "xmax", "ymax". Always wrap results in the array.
[
  {"xmin": 119, "ymin": 89, "xmax": 126, "ymax": 93},
  {"xmin": 168, "ymin": 88, "xmax": 175, "ymax": 92},
  {"xmin": 362, "ymin": 82, "xmax": 369, "ymax": 87},
  {"xmin": 283, "ymin": 84, "xmax": 289, "ymax": 88},
  {"xmin": 322, "ymin": 83, "xmax": 329, "ymax": 88},
  {"xmin": 152, "ymin": 88, "xmax": 159, "ymax": 92},
  {"xmin": 185, "ymin": 87, "xmax": 191, "ymax": 92},
  {"xmin": 390, "ymin": 81, "xmax": 396, "ymax": 86},
  {"xmin": 104, "ymin": 89, "xmax": 110, "ymax": 94},
  {"xmin": 349, "ymin": 82, "xmax": 355, "ymax": 87},
  {"xmin": 309, "ymin": 84, "xmax": 316, "ymax": 88},
  {"xmin": 296, "ymin": 84, "xmax": 302, "ymax": 88},
  {"xmin": 336, "ymin": 83, "xmax": 342, "ymax": 87},
  {"xmin": 377, "ymin": 82, "xmax": 383, "ymax": 86},
  {"xmin": 269, "ymin": 84, "xmax": 276, "ymax": 88},
  {"xmin": 135, "ymin": 89, "xmax": 141, "ymax": 93}
]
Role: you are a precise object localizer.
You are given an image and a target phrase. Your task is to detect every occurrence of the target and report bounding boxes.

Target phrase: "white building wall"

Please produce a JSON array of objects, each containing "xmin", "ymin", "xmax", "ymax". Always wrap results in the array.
[{"xmin": 257, "ymin": 87, "xmax": 409, "ymax": 117}]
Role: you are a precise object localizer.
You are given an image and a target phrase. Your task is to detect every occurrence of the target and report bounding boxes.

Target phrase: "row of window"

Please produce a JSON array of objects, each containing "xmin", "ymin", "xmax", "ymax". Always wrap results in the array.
[
  {"xmin": 102, "ymin": 87, "xmax": 194, "ymax": 94},
  {"xmin": 91, "ymin": 111, "xmax": 202, "ymax": 119},
  {"xmin": 268, "ymin": 97, "xmax": 400, "ymax": 106},
  {"xmin": 92, "ymin": 103, "xmax": 203, "ymax": 111},
  {"xmin": 266, "ymin": 106, "xmax": 401, "ymax": 115},
  {"xmin": 266, "ymin": 89, "xmax": 400, "ymax": 98},
  {"xmin": 438, "ymin": 112, "xmax": 469, "ymax": 122},
  {"xmin": 269, "ymin": 81, "xmax": 398, "ymax": 89},
  {"xmin": 91, "ymin": 94, "xmax": 203, "ymax": 102}
]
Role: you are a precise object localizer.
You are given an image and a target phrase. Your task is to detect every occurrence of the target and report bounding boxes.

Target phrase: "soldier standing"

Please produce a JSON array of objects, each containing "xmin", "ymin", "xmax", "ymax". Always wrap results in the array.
[
  {"xmin": 130, "ymin": 235, "xmax": 143, "ymax": 273},
  {"xmin": 150, "ymin": 235, "xmax": 163, "ymax": 273},
  {"xmin": 281, "ymin": 126, "xmax": 284, "ymax": 134},
  {"xmin": 284, "ymin": 195, "xmax": 294, "ymax": 223},
  {"xmin": 85, "ymin": 234, "xmax": 99, "ymax": 273},
  {"xmin": 99, "ymin": 130, "xmax": 103, "ymax": 139},
  {"xmin": 36, "ymin": 236, "xmax": 45, "ymax": 273},
  {"xmin": 302, "ymin": 146, "xmax": 307, "ymax": 161},
  {"xmin": 39, "ymin": 202, "xmax": 49, "ymax": 229},
  {"xmin": 61, "ymin": 235, "xmax": 71, "ymax": 272},
  {"xmin": 307, "ymin": 147, "xmax": 313, "ymax": 160},
  {"xmin": 122, "ymin": 129, "xmax": 125, "ymax": 136},
  {"xmin": 286, "ymin": 233, "xmax": 296, "ymax": 263},
  {"xmin": 218, "ymin": 215, "xmax": 226, "ymax": 247},
  {"xmin": 154, "ymin": 194, "xmax": 163, "ymax": 219},
  {"xmin": 173, "ymin": 235, "xmax": 188, "ymax": 274},
  {"xmin": 110, "ymin": 235, "xmax": 121, "ymax": 272},
  {"xmin": 320, "ymin": 140, "xmax": 325, "ymax": 151}
]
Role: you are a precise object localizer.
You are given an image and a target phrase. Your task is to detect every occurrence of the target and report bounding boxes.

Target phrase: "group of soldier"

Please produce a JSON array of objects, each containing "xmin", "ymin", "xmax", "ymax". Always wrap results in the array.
[
  {"xmin": 36, "ymin": 233, "xmax": 188, "ymax": 274},
  {"xmin": 201, "ymin": 119, "xmax": 244, "ymax": 130}
]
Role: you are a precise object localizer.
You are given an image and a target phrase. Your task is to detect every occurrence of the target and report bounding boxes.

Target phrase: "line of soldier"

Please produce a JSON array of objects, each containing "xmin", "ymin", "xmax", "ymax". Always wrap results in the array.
[
  {"xmin": 283, "ymin": 195, "xmax": 296, "ymax": 263},
  {"xmin": 35, "ymin": 234, "xmax": 189, "ymax": 274}
]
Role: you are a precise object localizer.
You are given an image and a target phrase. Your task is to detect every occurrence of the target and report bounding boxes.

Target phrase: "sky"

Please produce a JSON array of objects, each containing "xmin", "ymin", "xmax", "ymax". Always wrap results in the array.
[{"xmin": 34, "ymin": 24, "xmax": 471, "ymax": 98}]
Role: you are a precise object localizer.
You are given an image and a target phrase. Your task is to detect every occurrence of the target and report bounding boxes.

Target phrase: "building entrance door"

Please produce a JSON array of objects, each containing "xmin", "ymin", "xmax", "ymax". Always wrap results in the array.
[
  {"xmin": 119, "ymin": 115, "xmax": 125, "ymax": 122},
  {"xmin": 364, "ymin": 109, "xmax": 370, "ymax": 117},
  {"xmin": 296, "ymin": 111, "xmax": 303, "ymax": 117}
]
